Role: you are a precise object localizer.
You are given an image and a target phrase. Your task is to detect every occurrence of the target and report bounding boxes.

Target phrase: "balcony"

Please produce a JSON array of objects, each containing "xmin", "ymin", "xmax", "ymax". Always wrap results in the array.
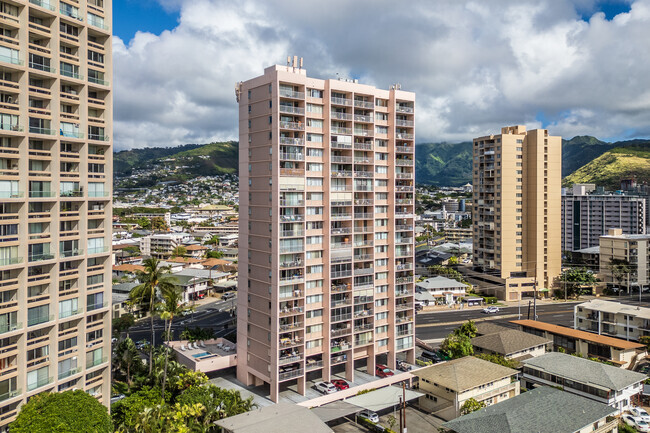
[
  {"xmin": 279, "ymin": 137, "xmax": 304, "ymax": 145},
  {"xmin": 331, "ymin": 284, "xmax": 351, "ymax": 293},
  {"xmin": 354, "ymin": 129, "xmax": 372, "ymax": 137},
  {"xmin": 396, "ymin": 105, "xmax": 414, "ymax": 113},
  {"xmin": 279, "ymin": 306, "xmax": 303, "ymax": 317},
  {"xmin": 0, "ymin": 54, "xmax": 23, "ymax": 66},
  {"xmin": 28, "ymin": 253, "xmax": 54, "ymax": 262},
  {"xmin": 331, "ymin": 313, "xmax": 352, "ymax": 323},
  {"xmin": 279, "ymin": 354, "xmax": 302, "ymax": 365},
  {"xmin": 28, "ymin": 313, "xmax": 53, "ymax": 327},
  {"xmin": 332, "ymin": 170, "xmax": 352, "ymax": 178},
  {"xmin": 278, "ymin": 368, "xmax": 304, "ymax": 381},
  {"xmin": 280, "ymin": 152, "xmax": 304, "ymax": 161},
  {"xmin": 0, "ymin": 389, "xmax": 20, "ymax": 402},
  {"xmin": 331, "ymin": 126, "xmax": 352, "ymax": 135},
  {"xmin": 331, "ymin": 112, "xmax": 352, "ymax": 121},
  {"xmin": 58, "ymin": 367, "xmax": 81, "ymax": 380},
  {"xmin": 88, "ymin": 301, "xmax": 108, "ymax": 312},
  {"xmin": 396, "ymin": 302, "xmax": 413, "ymax": 312},
  {"xmin": 354, "ymin": 142, "xmax": 373, "ymax": 150},
  {"xmin": 354, "ymin": 267, "xmax": 374, "ymax": 276},
  {"xmin": 0, "ymin": 322, "xmax": 20, "ymax": 335},
  {"xmin": 306, "ymin": 360, "xmax": 324, "ymax": 370},
  {"xmin": 280, "ymin": 260, "xmax": 302, "ymax": 268},
  {"xmin": 331, "ymin": 213, "xmax": 352, "ymax": 220},
  {"xmin": 396, "ymin": 146, "xmax": 413, "ymax": 153},
  {"xmin": 331, "ymin": 354, "xmax": 347, "ymax": 365},
  {"xmin": 279, "ymin": 121, "xmax": 304, "ymax": 131},
  {"xmin": 331, "ymin": 97, "xmax": 352, "ymax": 106},
  {"xmin": 396, "ymin": 159, "xmax": 413, "ymax": 166},
  {"xmin": 280, "ymin": 215, "xmax": 303, "ymax": 222},
  {"xmin": 279, "ymin": 88, "xmax": 304, "ymax": 99},
  {"xmin": 88, "ymin": 246, "xmax": 109, "ymax": 255},
  {"xmin": 88, "ymin": 133, "xmax": 109, "ymax": 141},
  {"xmin": 86, "ymin": 356, "xmax": 108, "ymax": 369},
  {"xmin": 354, "ymin": 114, "xmax": 373, "ymax": 123}
]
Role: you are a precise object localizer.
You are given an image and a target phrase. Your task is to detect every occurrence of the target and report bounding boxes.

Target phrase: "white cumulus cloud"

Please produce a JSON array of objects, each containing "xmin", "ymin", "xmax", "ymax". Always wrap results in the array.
[{"xmin": 113, "ymin": 0, "xmax": 650, "ymax": 149}]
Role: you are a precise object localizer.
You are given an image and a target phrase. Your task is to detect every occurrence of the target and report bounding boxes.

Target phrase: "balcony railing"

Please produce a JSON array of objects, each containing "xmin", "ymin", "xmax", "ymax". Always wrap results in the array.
[
  {"xmin": 0, "ymin": 54, "xmax": 22, "ymax": 66},
  {"xmin": 88, "ymin": 246, "xmax": 109, "ymax": 255},
  {"xmin": 280, "ymin": 121, "xmax": 304, "ymax": 130},
  {"xmin": 58, "ymin": 367, "xmax": 81, "ymax": 380},
  {"xmin": 60, "ymin": 70, "xmax": 83, "ymax": 80},
  {"xmin": 0, "ymin": 389, "xmax": 20, "ymax": 402},
  {"xmin": 279, "ymin": 137, "xmax": 304, "ymax": 145},
  {"xmin": 29, "ymin": 126, "xmax": 55, "ymax": 135},
  {"xmin": 278, "ymin": 369, "xmax": 304, "ymax": 381},
  {"xmin": 30, "ymin": 0, "xmax": 56, "ymax": 10},
  {"xmin": 0, "ymin": 322, "xmax": 20, "ymax": 334},
  {"xmin": 0, "ymin": 257, "xmax": 21, "ymax": 267},
  {"xmin": 331, "ymin": 97, "xmax": 352, "ymax": 106},
  {"xmin": 59, "ymin": 307, "xmax": 83, "ymax": 319},
  {"xmin": 86, "ymin": 356, "xmax": 108, "ymax": 368},
  {"xmin": 28, "ymin": 253, "xmax": 54, "ymax": 262},
  {"xmin": 28, "ymin": 313, "xmax": 53, "ymax": 327},
  {"xmin": 88, "ymin": 133, "xmax": 109, "ymax": 141},
  {"xmin": 396, "ymin": 105, "xmax": 414, "ymax": 113}
]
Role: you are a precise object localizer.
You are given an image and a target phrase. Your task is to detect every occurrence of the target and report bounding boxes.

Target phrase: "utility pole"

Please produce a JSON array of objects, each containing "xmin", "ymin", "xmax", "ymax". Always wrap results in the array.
[
  {"xmin": 402, "ymin": 382, "xmax": 407, "ymax": 433},
  {"xmin": 398, "ymin": 396, "xmax": 403, "ymax": 433}
]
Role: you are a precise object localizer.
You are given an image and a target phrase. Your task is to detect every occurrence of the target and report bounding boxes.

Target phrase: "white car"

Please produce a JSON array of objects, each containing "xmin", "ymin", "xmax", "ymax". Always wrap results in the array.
[
  {"xmin": 314, "ymin": 381, "xmax": 337, "ymax": 395},
  {"xmin": 483, "ymin": 306, "xmax": 499, "ymax": 314},
  {"xmin": 622, "ymin": 414, "xmax": 650, "ymax": 432},
  {"xmin": 358, "ymin": 409, "xmax": 379, "ymax": 423},
  {"xmin": 631, "ymin": 407, "xmax": 650, "ymax": 422}
]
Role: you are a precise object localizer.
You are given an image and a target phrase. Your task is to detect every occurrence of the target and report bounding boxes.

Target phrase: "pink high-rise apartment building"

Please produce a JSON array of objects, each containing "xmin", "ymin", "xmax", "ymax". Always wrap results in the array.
[{"xmin": 236, "ymin": 61, "xmax": 416, "ymax": 402}]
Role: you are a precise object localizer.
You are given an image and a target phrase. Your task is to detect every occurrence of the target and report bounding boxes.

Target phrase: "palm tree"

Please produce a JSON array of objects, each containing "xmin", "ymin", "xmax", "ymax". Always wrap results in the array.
[
  {"xmin": 130, "ymin": 257, "xmax": 178, "ymax": 375},
  {"xmin": 159, "ymin": 285, "xmax": 190, "ymax": 399},
  {"xmin": 114, "ymin": 338, "xmax": 142, "ymax": 389}
]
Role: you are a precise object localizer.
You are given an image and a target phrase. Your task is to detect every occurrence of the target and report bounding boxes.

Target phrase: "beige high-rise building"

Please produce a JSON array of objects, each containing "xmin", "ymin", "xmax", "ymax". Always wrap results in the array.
[
  {"xmin": 0, "ymin": 0, "xmax": 112, "ymax": 428},
  {"xmin": 236, "ymin": 62, "xmax": 416, "ymax": 402},
  {"xmin": 472, "ymin": 126, "xmax": 561, "ymax": 301}
]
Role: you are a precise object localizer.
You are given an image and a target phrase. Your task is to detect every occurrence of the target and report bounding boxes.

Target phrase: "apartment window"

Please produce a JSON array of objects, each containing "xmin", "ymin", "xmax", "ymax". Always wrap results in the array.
[
  {"xmin": 375, "ymin": 126, "xmax": 388, "ymax": 134},
  {"xmin": 375, "ymin": 206, "xmax": 388, "ymax": 214},
  {"xmin": 377, "ymin": 338, "xmax": 388, "ymax": 347},
  {"xmin": 307, "ymin": 133, "xmax": 323, "ymax": 143},
  {"xmin": 306, "ymin": 280, "xmax": 323, "ymax": 289},
  {"xmin": 375, "ymin": 298, "xmax": 388, "ymax": 307},
  {"xmin": 375, "ymin": 245, "xmax": 387, "ymax": 253},
  {"xmin": 307, "ymin": 265, "xmax": 323, "ymax": 274},
  {"xmin": 376, "ymin": 325, "xmax": 389, "ymax": 334},
  {"xmin": 375, "ymin": 258, "xmax": 388, "ymax": 267},
  {"xmin": 27, "ymin": 366, "xmax": 49, "ymax": 391},
  {"xmin": 307, "ymin": 119, "xmax": 323, "ymax": 128},
  {"xmin": 375, "ymin": 272, "xmax": 388, "ymax": 280},
  {"xmin": 307, "ymin": 148, "xmax": 323, "ymax": 157},
  {"xmin": 306, "ymin": 324, "xmax": 322, "ymax": 334},
  {"xmin": 305, "ymin": 339, "xmax": 322, "ymax": 349},
  {"xmin": 306, "ymin": 250, "xmax": 322, "ymax": 260},
  {"xmin": 307, "ymin": 163, "xmax": 323, "ymax": 172},
  {"xmin": 376, "ymin": 285, "xmax": 388, "ymax": 293},
  {"xmin": 306, "ymin": 207, "xmax": 323, "ymax": 215},
  {"xmin": 374, "ymin": 232, "xmax": 388, "ymax": 240},
  {"xmin": 375, "ymin": 166, "xmax": 388, "ymax": 174},
  {"xmin": 306, "ymin": 178, "xmax": 323, "ymax": 186},
  {"xmin": 306, "ymin": 103, "xmax": 323, "ymax": 113},
  {"xmin": 308, "ymin": 89, "xmax": 323, "ymax": 98},
  {"xmin": 375, "ymin": 179, "xmax": 388, "ymax": 187},
  {"xmin": 306, "ymin": 309, "xmax": 323, "ymax": 319},
  {"xmin": 375, "ymin": 153, "xmax": 388, "ymax": 161},
  {"xmin": 306, "ymin": 295, "xmax": 323, "ymax": 304}
]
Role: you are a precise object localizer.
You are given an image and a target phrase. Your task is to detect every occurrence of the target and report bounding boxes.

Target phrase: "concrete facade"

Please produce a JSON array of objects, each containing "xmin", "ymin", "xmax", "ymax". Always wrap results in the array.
[
  {"xmin": 562, "ymin": 185, "xmax": 646, "ymax": 252},
  {"xmin": 0, "ymin": 0, "xmax": 112, "ymax": 428},
  {"xmin": 472, "ymin": 126, "xmax": 562, "ymax": 300},
  {"xmin": 599, "ymin": 228, "xmax": 650, "ymax": 290},
  {"xmin": 236, "ymin": 63, "xmax": 416, "ymax": 402}
]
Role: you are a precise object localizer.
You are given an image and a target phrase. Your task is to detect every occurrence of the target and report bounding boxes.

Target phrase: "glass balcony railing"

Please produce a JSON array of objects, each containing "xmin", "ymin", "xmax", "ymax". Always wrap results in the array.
[
  {"xmin": 59, "ymin": 307, "xmax": 83, "ymax": 319},
  {"xmin": 88, "ymin": 190, "xmax": 108, "ymax": 198},
  {"xmin": 27, "ymin": 313, "xmax": 53, "ymax": 327},
  {"xmin": 87, "ymin": 246, "xmax": 109, "ymax": 255},
  {"xmin": 0, "ymin": 55, "xmax": 23, "ymax": 66},
  {"xmin": 29, "ymin": 126, "xmax": 55, "ymax": 135},
  {"xmin": 60, "ymin": 130, "xmax": 84, "ymax": 139},
  {"xmin": 87, "ymin": 301, "xmax": 107, "ymax": 312},
  {"xmin": 60, "ymin": 5, "xmax": 82, "ymax": 20},
  {"xmin": 88, "ymin": 77, "xmax": 109, "ymax": 86},
  {"xmin": 29, "ymin": 190, "xmax": 55, "ymax": 198},
  {"xmin": 58, "ymin": 367, "xmax": 81, "ymax": 380},
  {"xmin": 60, "ymin": 189, "xmax": 83, "ymax": 197},
  {"xmin": 28, "ymin": 253, "xmax": 54, "ymax": 262},
  {"xmin": 27, "ymin": 376, "xmax": 52, "ymax": 391},
  {"xmin": 0, "ymin": 389, "xmax": 20, "ymax": 402},
  {"xmin": 60, "ymin": 70, "xmax": 82, "ymax": 80},
  {"xmin": 60, "ymin": 249, "xmax": 83, "ymax": 258},
  {"xmin": 87, "ymin": 16, "xmax": 109, "ymax": 30},
  {"xmin": 0, "ymin": 123, "xmax": 23, "ymax": 132},
  {"xmin": 88, "ymin": 133, "xmax": 109, "ymax": 141},
  {"xmin": 86, "ymin": 356, "xmax": 108, "ymax": 368},
  {"xmin": 0, "ymin": 322, "xmax": 20, "ymax": 334},
  {"xmin": 30, "ymin": 0, "xmax": 56, "ymax": 11}
]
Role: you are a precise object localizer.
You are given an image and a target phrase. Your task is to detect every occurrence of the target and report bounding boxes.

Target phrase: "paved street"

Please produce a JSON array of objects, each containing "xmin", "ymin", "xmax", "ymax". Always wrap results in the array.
[
  {"xmin": 124, "ymin": 297, "xmax": 238, "ymax": 344},
  {"xmin": 415, "ymin": 294, "xmax": 650, "ymax": 341}
]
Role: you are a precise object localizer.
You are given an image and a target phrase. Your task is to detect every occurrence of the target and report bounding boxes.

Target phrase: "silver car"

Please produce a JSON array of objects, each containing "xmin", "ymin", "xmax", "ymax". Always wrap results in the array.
[{"xmin": 359, "ymin": 409, "xmax": 379, "ymax": 423}]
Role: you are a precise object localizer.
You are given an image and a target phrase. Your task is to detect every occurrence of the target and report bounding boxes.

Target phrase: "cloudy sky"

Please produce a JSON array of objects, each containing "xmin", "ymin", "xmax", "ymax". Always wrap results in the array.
[{"xmin": 112, "ymin": 0, "xmax": 650, "ymax": 150}]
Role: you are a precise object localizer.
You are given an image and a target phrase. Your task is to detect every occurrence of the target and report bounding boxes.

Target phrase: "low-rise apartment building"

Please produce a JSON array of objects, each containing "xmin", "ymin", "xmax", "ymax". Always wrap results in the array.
[
  {"xmin": 599, "ymin": 228, "xmax": 650, "ymax": 290},
  {"xmin": 514, "ymin": 319, "xmax": 646, "ymax": 368},
  {"xmin": 415, "ymin": 276, "xmax": 468, "ymax": 305},
  {"xmin": 139, "ymin": 233, "xmax": 191, "ymax": 258},
  {"xmin": 575, "ymin": 299, "xmax": 650, "ymax": 341},
  {"xmin": 471, "ymin": 324, "xmax": 550, "ymax": 361},
  {"xmin": 522, "ymin": 352, "xmax": 646, "ymax": 413},
  {"xmin": 414, "ymin": 356, "xmax": 519, "ymax": 421}
]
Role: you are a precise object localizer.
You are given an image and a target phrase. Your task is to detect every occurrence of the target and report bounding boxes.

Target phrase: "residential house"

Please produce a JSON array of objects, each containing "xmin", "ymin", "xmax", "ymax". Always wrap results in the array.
[
  {"xmin": 513, "ymin": 319, "xmax": 647, "ymax": 368},
  {"xmin": 215, "ymin": 403, "xmax": 333, "ymax": 433},
  {"xmin": 416, "ymin": 276, "xmax": 469, "ymax": 305},
  {"xmin": 471, "ymin": 323, "xmax": 550, "ymax": 361},
  {"xmin": 112, "ymin": 264, "xmax": 145, "ymax": 280},
  {"xmin": 184, "ymin": 244, "xmax": 208, "ymax": 259},
  {"xmin": 413, "ymin": 356, "xmax": 519, "ymax": 420},
  {"xmin": 173, "ymin": 274, "xmax": 210, "ymax": 302},
  {"xmin": 521, "ymin": 352, "xmax": 646, "ymax": 413},
  {"xmin": 442, "ymin": 386, "xmax": 617, "ymax": 433}
]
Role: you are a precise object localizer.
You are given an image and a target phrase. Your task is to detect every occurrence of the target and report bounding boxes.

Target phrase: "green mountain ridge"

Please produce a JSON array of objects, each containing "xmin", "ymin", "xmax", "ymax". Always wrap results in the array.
[
  {"xmin": 113, "ymin": 136, "xmax": 650, "ymax": 188},
  {"xmin": 563, "ymin": 144, "xmax": 650, "ymax": 189}
]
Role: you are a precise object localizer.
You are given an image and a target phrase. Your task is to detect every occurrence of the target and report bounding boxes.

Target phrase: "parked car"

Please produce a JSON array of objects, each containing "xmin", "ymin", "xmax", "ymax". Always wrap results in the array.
[
  {"xmin": 314, "ymin": 381, "xmax": 337, "ymax": 394},
  {"xmin": 483, "ymin": 306, "xmax": 499, "ymax": 314},
  {"xmin": 331, "ymin": 379, "xmax": 349, "ymax": 390},
  {"xmin": 397, "ymin": 360, "xmax": 410, "ymax": 372},
  {"xmin": 630, "ymin": 407, "xmax": 650, "ymax": 422},
  {"xmin": 415, "ymin": 356, "xmax": 434, "ymax": 366},
  {"xmin": 622, "ymin": 414, "xmax": 650, "ymax": 432},
  {"xmin": 135, "ymin": 340, "xmax": 148, "ymax": 350},
  {"xmin": 358, "ymin": 409, "xmax": 379, "ymax": 423},
  {"xmin": 421, "ymin": 350, "xmax": 442, "ymax": 363},
  {"xmin": 376, "ymin": 364, "xmax": 394, "ymax": 378},
  {"xmin": 222, "ymin": 292, "xmax": 236, "ymax": 301}
]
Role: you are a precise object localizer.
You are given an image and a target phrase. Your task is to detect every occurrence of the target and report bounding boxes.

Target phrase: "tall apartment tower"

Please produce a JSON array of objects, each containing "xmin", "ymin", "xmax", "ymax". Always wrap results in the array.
[
  {"xmin": 561, "ymin": 184, "xmax": 646, "ymax": 252},
  {"xmin": 472, "ymin": 126, "xmax": 561, "ymax": 301},
  {"xmin": 0, "ymin": 0, "xmax": 112, "ymax": 428},
  {"xmin": 237, "ymin": 63, "xmax": 416, "ymax": 402}
]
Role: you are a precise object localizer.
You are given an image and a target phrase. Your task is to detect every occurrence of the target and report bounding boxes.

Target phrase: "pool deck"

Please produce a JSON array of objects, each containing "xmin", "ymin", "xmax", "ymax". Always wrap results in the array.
[{"xmin": 167, "ymin": 338, "xmax": 237, "ymax": 373}]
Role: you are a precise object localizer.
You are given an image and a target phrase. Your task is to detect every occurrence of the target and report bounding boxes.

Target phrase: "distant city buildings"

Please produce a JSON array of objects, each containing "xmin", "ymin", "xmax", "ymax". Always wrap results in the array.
[
  {"xmin": 599, "ymin": 228, "xmax": 650, "ymax": 290},
  {"xmin": 561, "ymin": 183, "xmax": 646, "ymax": 252},
  {"xmin": 471, "ymin": 126, "xmax": 561, "ymax": 300},
  {"xmin": 237, "ymin": 63, "xmax": 416, "ymax": 402},
  {"xmin": 575, "ymin": 299, "xmax": 650, "ymax": 341}
]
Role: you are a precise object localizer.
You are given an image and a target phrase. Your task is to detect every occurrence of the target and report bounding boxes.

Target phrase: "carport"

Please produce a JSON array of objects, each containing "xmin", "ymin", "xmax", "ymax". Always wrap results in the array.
[
  {"xmin": 344, "ymin": 386, "xmax": 424, "ymax": 412},
  {"xmin": 312, "ymin": 400, "xmax": 364, "ymax": 423}
]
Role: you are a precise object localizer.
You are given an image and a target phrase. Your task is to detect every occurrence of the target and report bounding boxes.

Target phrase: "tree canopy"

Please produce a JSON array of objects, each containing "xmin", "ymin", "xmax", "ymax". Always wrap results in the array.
[
  {"xmin": 460, "ymin": 398, "xmax": 486, "ymax": 415},
  {"xmin": 11, "ymin": 391, "xmax": 112, "ymax": 433}
]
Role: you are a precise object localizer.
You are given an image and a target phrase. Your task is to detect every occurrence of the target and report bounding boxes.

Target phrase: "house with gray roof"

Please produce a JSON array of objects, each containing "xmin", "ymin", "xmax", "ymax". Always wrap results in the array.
[
  {"xmin": 215, "ymin": 403, "xmax": 333, "ymax": 433},
  {"xmin": 522, "ymin": 352, "xmax": 646, "ymax": 413},
  {"xmin": 415, "ymin": 276, "xmax": 469, "ymax": 305},
  {"xmin": 413, "ymin": 356, "xmax": 519, "ymax": 420},
  {"xmin": 442, "ymin": 386, "xmax": 617, "ymax": 433},
  {"xmin": 471, "ymin": 324, "xmax": 551, "ymax": 361}
]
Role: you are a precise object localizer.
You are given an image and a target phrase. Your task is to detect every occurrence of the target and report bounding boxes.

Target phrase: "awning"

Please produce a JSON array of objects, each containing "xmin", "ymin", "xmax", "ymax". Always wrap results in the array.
[
  {"xmin": 311, "ymin": 400, "xmax": 364, "ymax": 423},
  {"xmin": 344, "ymin": 386, "xmax": 424, "ymax": 412}
]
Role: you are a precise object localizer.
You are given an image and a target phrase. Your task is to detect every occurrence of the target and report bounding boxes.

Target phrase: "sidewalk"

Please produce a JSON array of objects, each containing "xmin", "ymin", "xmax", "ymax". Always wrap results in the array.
[{"xmin": 420, "ymin": 296, "xmax": 583, "ymax": 313}]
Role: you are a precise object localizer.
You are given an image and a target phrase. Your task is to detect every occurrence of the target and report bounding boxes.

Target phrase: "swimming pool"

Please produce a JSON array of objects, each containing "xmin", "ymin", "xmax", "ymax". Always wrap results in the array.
[{"xmin": 192, "ymin": 352, "xmax": 211, "ymax": 358}]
